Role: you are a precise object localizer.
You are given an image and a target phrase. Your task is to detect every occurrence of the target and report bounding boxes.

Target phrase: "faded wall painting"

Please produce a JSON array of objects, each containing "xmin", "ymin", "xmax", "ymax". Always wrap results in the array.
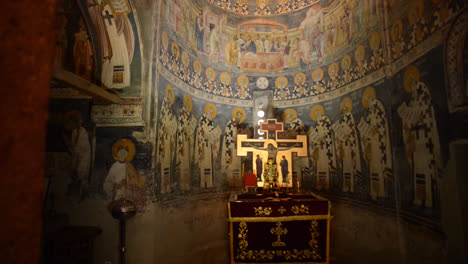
[{"xmin": 77, "ymin": 0, "xmax": 143, "ymax": 97}]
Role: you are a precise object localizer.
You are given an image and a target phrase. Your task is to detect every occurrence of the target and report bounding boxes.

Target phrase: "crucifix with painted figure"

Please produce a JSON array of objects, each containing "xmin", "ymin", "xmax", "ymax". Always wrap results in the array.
[{"xmin": 237, "ymin": 119, "xmax": 308, "ymax": 188}]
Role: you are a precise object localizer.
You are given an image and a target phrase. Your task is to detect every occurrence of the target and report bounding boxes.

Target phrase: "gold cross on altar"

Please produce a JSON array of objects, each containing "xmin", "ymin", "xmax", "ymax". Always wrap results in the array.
[
  {"xmin": 237, "ymin": 119, "xmax": 308, "ymax": 187},
  {"xmin": 271, "ymin": 222, "xmax": 287, "ymax": 247}
]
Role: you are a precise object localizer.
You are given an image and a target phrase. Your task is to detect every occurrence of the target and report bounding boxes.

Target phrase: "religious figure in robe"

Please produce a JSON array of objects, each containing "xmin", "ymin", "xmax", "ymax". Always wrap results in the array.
[
  {"xmin": 292, "ymin": 73, "xmax": 308, "ymax": 99},
  {"xmin": 224, "ymin": 35, "xmax": 239, "ymax": 66},
  {"xmin": 241, "ymin": 35, "xmax": 257, "ymax": 56},
  {"xmin": 222, "ymin": 108, "xmax": 247, "ymax": 188},
  {"xmin": 218, "ymin": 72, "xmax": 233, "ymax": 97},
  {"xmin": 176, "ymin": 95, "xmax": 197, "ymax": 192},
  {"xmin": 369, "ymin": 33, "xmax": 384, "ymax": 70},
  {"xmin": 327, "ymin": 63, "xmax": 340, "ymax": 91},
  {"xmin": 233, "ymin": 0, "xmax": 249, "ymax": 15},
  {"xmin": 275, "ymin": 0, "xmax": 292, "ymax": 14},
  {"xmin": 353, "ymin": 46, "xmax": 368, "ymax": 79},
  {"xmin": 189, "ymin": 61, "xmax": 203, "ymax": 90},
  {"xmin": 104, "ymin": 139, "xmax": 146, "ymax": 210},
  {"xmin": 74, "ymin": 19, "xmax": 94, "ymax": 81},
  {"xmin": 274, "ymin": 77, "xmax": 291, "ymax": 100},
  {"xmin": 280, "ymin": 155, "xmax": 289, "ymax": 183},
  {"xmin": 407, "ymin": 1, "xmax": 428, "ymax": 50},
  {"xmin": 194, "ymin": 15, "xmax": 204, "ymax": 52},
  {"xmin": 157, "ymin": 85, "xmax": 177, "ymax": 194},
  {"xmin": 63, "ymin": 111, "xmax": 91, "ymax": 200},
  {"xmin": 160, "ymin": 31, "xmax": 170, "ymax": 67},
  {"xmin": 358, "ymin": 87, "xmax": 392, "ymax": 200},
  {"xmin": 308, "ymin": 105, "xmax": 336, "ymax": 191},
  {"xmin": 310, "ymin": 68, "xmax": 326, "ymax": 96},
  {"xmin": 391, "ymin": 21, "xmax": 405, "ymax": 60},
  {"xmin": 340, "ymin": 55, "xmax": 353, "ymax": 86},
  {"xmin": 204, "ymin": 68, "xmax": 217, "ymax": 94},
  {"xmin": 86, "ymin": 0, "xmax": 134, "ymax": 89},
  {"xmin": 254, "ymin": 0, "xmax": 271, "ymax": 15},
  {"xmin": 398, "ymin": 66, "xmax": 441, "ymax": 207},
  {"xmin": 333, "ymin": 98, "xmax": 361, "ymax": 193},
  {"xmin": 207, "ymin": 24, "xmax": 220, "ymax": 62},
  {"xmin": 195, "ymin": 104, "xmax": 222, "ymax": 188},
  {"xmin": 236, "ymin": 75, "xmax": 251, "ymax": 99},
  {"xmin": 256, "ymin": 155, "xmax": 263, "ymax": 181}
]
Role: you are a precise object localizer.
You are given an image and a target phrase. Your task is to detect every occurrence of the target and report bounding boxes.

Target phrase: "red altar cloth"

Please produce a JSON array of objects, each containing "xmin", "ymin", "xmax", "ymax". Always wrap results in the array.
[{"xmin": 228, "ymin": 192, "xmax": 331, "ymax": 264}]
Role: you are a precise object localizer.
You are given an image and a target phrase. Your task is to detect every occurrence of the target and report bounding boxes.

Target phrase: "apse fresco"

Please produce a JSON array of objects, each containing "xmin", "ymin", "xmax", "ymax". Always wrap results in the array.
[{"xmin": 160, "ymin": 0, "xmax": 382, "ymax": 75}]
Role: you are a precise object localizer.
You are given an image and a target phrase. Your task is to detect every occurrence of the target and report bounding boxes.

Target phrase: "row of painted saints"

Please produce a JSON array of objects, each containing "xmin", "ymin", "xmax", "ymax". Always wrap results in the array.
[
  {"xmin": 209, "ymin": 0, "xmax": 319, "ymax": 16},
  {"xmin": 155, "ymin": 66, "xmax": 440, "ymax": 207},
  {"xmin": 160, "ymin": 31, "xmax": 384, "ymax": 100}
]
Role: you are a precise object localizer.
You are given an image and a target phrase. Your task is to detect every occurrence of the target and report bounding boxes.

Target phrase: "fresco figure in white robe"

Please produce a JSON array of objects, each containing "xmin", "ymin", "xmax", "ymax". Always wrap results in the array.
[
  {"xmin": 222, "ymin": 108, "xmax": 247, "ymax": 188},
  {"xmin": 86, "ymin": 0, "xmax": 134, "ymax": 89},
  {"xmin": 157, "ymin": 85, "xmax": 177, "ymax": 194},
  {"xmin": 358, "ymin": 87, "xmax": 392, "ymax": 200},
  {"xmin": 332, "ymin": 98, "xmax": 361, "ymax": 193},
  {"xmin": 63, "ymin": 111, "xmax": 91, "ymax": 199},
  {"xmin": 308, "ymin": 105, "xmax": 336, "ymax": 191},
  {"xmin": 176, "ymin": 95, "xmax": 197, "ymax": 192},
  {"xmin": 104, "ymin": 139, "xmax": 146, "ymax": 209},
  {"xmin": 282, "ymin": 109, "xmax": 307, "ymax": 183},
  {"xmin": 195, "ymin": 103, "xmax": 222, "ymax": 188},
  {"xmin": 398, "ymin": 66, "xmax": 441, "ymax": 207}
]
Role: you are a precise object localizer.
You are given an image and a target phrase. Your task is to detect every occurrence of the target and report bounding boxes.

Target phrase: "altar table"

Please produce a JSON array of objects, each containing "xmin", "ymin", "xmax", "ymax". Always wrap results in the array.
[{"xmin": 228, "ymin": 192, "xmax": 331, "ymax": 264}]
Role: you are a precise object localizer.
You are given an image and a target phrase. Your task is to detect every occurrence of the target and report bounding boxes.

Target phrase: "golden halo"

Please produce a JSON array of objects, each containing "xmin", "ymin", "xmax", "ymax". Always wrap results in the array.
[
  {"xmin": 403, "ymin": 66, "xmax": 420, "ymax": 93},
  {"xmin": 354, "ymin": 46, "xmax": 365, "ymax": 62},
  {"xmin": 370, "ymin": 32, "xmax": 381, "ymax": 51},
  {"xmin": 282, "ymin": 109, "xmax": 297, "ymax": 123},
  {"xmin": 391, "ymin": 20, "xmax": 403, "ymax": 41},
  {"xmin": 112, "ymin": 139, "xmax": 136, "ymax": 162},
  {"xmin": 183, "ymin": 95, "xmax": 193, "ymax": 112},
  {"xmin": 362, "ymin": 87, "xmax": 376, "ymax": 109},
  {"xmin": 165, "ymin": 84, "xmax": 175, "ymax": 104},
  {"xmin": 220, "ymin": 72, "xmax": 231, "ymax": 84},
  {"xmin": 311, "ymin": 68, "xmax": 324, "ymax": 81},
  {"xmin": 256, "ymin": 0, "xmax": 269, "ymax": 6},
  {"xmin": 328, "ymin": 62, "xmax": 339, "ymax": 78},
  {"xmin": 275, "ymin": 76, "xmax": 288, "ymax": 88},
  {"xmin": 340, "ymin": 97, "xmax": 353, "ymax": 113},
  {"xmin": 294, "ymin": 73, "xmax": 306, "ymax": 85},
  {"xmin": 182, "ymin": 51, "xmax": 189, "ymax": 66},
  {"xmin": 237, "ymin": 75, "xmax": 249, "ymax": 86},
  {"xmin": 193, "ymin": 60, "xmax": 202, "ymax": 74},
  {"xmin": 204, "ymin": 103, "xmax": 217, "ymax": 119},
  {"xmin": 232, "ymin": 107, "xmax": 246, "ymax": 122},
  {"xmin": 206, "ymin": 67, "xmax": 216, "ymax": 80},
  {"xmin": 161, "ymin": 31, "xmax": 168, "ymax": 48},
  {"xmin": 341, "ymin": 55, "xmax": 351, "ymax": 70},
  {"xmin": 310, "ymin": 105, "xmax": 325, "ymax": 121},
  {"xmin": 171, "ymin": 43, "xmax": 180, "ymax": 59}
]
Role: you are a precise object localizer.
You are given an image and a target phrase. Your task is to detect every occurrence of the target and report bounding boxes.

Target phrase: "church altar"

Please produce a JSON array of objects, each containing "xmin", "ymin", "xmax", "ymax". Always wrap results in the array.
[{"xmin": 228, "ymin": 192, "xmax": 331, "ymax": 264}]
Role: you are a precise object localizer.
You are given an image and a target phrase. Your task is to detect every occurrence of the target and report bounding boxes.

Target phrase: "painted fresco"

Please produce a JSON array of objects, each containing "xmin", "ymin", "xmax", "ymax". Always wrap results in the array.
[
  {"xmin": 77, "ymin": 0, "xmax": 143, "ymax": 97},
  {"xmin": 46, "ymin": 99, "xmax": 94, "ymax": 203},
  {"xmin": 153, "ymin": 75, "xmax": 254, "ymax": 201},
  {"xmin": 159, "ymin": 0, "xmax": 382, "ymax": 75},
  {"xmin": 94, "ymin": 127, "xmax": 152, "ymax": 211},
  {"xmin": 55, "ymin": 0, "xmax": 97, "ymax": 82}
]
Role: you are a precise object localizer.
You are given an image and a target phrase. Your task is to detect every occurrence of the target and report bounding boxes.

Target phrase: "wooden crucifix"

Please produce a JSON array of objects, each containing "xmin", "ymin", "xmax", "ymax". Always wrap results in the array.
[{"xmin": 237, "ymin": 119, "xmax": 308, "ymax": 187}]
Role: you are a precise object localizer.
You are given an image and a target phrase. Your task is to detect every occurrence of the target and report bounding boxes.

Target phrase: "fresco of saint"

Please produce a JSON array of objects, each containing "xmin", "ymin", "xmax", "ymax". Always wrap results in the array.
[
  {"xmin": 222, "ymin": 108, "xmax": 247, "ymax": 188},
  {"xmin": 332, "ymin": 98, "xmax": 361, "ymax": 193},
  {"xmin": 176, "ymin": 95, "xmax": 197, "ymax": 192},
  {"xmin": 157, "ymin": 85, "xmax": 177, "ymax": 194},
  {"xmin": 195, "ymin": 104, "xmax": 222, "ymax": 188},
  {"xmin": 398, "ymin": 66, "xmax": 441, "ymax": 207},
  {"xmin": 104, "ymin": 139, "xmax": 146, "ymax": 209},
  {"xmin": 358, "ymin": 87, "xmax": 392, "ymax": 200},
  {"xmin": 308, "ymin": 105, "xmax": 336, "ymax": 191}
]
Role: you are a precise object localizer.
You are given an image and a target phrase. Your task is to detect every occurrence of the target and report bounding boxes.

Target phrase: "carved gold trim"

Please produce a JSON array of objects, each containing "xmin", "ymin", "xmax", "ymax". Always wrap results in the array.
[{"xmin": 229, "ymin": 215, "xmax": 330, "ymax": 222}]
